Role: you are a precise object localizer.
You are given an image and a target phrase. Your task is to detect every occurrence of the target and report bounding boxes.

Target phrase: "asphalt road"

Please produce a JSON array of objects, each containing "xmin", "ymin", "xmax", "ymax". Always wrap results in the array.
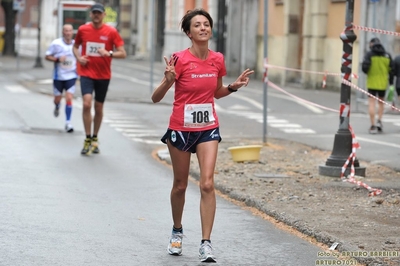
[{"xmin": 0, "ymin": 58, "xmax": 326, "ymax": 265}]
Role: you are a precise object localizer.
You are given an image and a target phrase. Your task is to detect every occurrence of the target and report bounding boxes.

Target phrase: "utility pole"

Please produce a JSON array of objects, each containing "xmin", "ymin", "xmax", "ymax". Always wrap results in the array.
[
  {"xmin": 34, "ymin": 0, "xmax": 43, "ymax": 68},
  {"xmin": 149, "ymin": 0, "xmax": 155, "ymax": 93},
  {"xmin": 319, "ymin": 0, "xmax": 366, "ymax": 177},
  {"xmin": 355, "ymin": 0, "xmax": 368, "ymax": 113},
  {"xmin": 216, "ymin": 0, "xmax": 226, "ymax": 53},
  {"xmin": 263, "ymin": 0, "xmax": 268, "ymax": 143}
]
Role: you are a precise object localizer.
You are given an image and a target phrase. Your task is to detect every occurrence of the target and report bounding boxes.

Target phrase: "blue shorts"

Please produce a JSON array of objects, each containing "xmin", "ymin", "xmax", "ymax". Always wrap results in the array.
[
  {"xmin": 161, "ymin": 127, "xmax": 222, "ymax": 153},
  {"xmin": 53, "ymin": 78, "xmax": 77, "ymax": 96},
  {"xmin": 80, "ymin": 76, "xmax": 110, "ymax": 103}
]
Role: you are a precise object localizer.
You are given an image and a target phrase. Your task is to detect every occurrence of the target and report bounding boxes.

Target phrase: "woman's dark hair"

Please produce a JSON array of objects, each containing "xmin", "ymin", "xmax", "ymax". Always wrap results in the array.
[{"xmin": 180, "ymin": 8, "xmax": 213, "ymax": 35}]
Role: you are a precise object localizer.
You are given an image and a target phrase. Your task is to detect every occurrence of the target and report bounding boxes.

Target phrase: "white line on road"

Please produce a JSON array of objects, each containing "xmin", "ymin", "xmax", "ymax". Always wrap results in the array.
[
  {"xmin": 130, "ymin": 138, "xmax": 162, "ymax": 145},
  {"xmin": 122, "ymin": 133, "xmax": 160, "ymax": 137},
  {"xmin": 282, "ymin": 128, "xmax": 316, "ymax": 134},
  {"xmin": 103, "ymin": 119, "xmax": 140, "ymax": 124},
  {"xmin": 243, "ymin": 86, "xmax": 325, "ymax": 114},
  {"xmin": 357, "ymin": 136, "xmax": 400, "ymax": 149},
  {"xmin": 108, "ymin": 124, "xmax": 145, "ymax": 128},
  {"xmin": 37, "ymin": 79, "xmax": 53, "ymax": 84},
  {"xmin": 264, "ymin": 119, "xmax": 289, "ymax": 123},
  {"xmin": 115, "ymin": 128, "xmax": 155, "ymax": 132},
  {"xmin": 269, "ymin": 124, "xmax": 302, "ymax": 128},
  {"xmin": 241, "ymin": 114, "xmax": 263, "ymax": 119},
  {"xmin": 272, "ymin": 93, "xmax": 324, "ymax": 114},
  {"xmin": 229, "ymin": 104, "xmax": 250, "ymax": 110},
  {"xmin": 5, "ymin": 85, "xmax": 30, "ymax": 93},
  {"xmin": 229, "ymin": 93, "xmax": 264, "ymax": 110}
]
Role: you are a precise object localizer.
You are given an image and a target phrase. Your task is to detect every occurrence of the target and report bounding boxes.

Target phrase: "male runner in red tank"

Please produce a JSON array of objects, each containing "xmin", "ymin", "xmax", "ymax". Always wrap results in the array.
[{"xmin": 73, "ymin": 3, "xmax": 126, "ymax": 155}]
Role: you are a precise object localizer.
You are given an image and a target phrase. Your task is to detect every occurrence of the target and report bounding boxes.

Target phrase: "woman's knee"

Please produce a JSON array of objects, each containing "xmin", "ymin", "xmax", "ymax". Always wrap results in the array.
[
  {"xmin": 173, "ymin": 181, "xmax": 188, "ymax": 195},
  {"xmin": 200, "ymin": 178, "xmax": 215, "ymax": 194}
]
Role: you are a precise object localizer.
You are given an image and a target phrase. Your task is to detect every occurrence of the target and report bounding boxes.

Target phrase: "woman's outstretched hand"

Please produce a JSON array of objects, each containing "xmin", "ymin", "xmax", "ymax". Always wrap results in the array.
[{"xmin": 230, "ymin": 68, "xmax": 255, "ymax": 90}]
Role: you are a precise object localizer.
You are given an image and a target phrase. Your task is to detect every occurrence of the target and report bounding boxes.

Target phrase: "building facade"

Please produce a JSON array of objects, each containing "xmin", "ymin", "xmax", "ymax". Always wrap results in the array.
[{"xmin": 1, "ymin": 0, "xmax": 399, "ymax": 91}]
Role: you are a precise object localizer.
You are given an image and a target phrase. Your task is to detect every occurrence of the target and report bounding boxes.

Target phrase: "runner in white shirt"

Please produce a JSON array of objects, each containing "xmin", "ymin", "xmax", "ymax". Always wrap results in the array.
[{"xmin": 45, "ymin": 24, "xmax": 78, "ymax": 133}]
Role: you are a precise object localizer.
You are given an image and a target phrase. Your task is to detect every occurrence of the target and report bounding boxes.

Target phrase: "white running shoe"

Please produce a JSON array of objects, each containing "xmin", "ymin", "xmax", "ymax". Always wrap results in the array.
[
  {"xmin": 199, "ymin": 241, "xmax": 216, "ymax": 262},
  {"xmin": 65, "ymin": 123, "xmax": 74, "ymax": 133},
  {"xmin": 167, "ymin": 232, "xmax": 184, "ymax": 256}
]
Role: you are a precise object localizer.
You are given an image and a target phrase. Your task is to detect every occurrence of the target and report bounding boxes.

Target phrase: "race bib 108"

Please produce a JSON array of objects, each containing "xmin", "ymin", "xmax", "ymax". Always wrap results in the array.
[{"xmin": 184, "ymin": 103, "xmax": 216, "ymax": 128}]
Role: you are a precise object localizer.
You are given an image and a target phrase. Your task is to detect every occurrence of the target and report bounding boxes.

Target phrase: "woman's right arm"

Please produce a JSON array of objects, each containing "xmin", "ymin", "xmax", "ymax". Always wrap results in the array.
[
  {"xmin": 151, "ymin": 56, "xmax": 177, "ymax": 103},
  {"xmin": 151, "ymin": 77, "xmax": 175, "ymax": 103}
]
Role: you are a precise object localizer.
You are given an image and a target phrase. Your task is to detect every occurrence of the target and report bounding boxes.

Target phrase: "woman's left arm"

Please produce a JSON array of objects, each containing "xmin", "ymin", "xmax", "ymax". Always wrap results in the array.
[{"xmin": 214, "ymin": 68, "xmax": 254, "ymax": 99}]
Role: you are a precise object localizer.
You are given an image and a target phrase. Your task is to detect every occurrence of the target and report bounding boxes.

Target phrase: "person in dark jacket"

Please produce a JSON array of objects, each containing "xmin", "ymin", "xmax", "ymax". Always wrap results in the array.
[
  {"xmin": 362, "ymin": 37, "xmax": 394, "ymax": 134},
  {"xmin": 391, "ymin": 54, "xmax": 400, "ymax": 108}
]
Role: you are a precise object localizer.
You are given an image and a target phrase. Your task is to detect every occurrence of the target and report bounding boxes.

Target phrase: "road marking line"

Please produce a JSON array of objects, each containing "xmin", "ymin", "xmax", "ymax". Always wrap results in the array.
[
  {"xmin": 116, "ymin": 128, "xmax": 156, "ymax": 132},
  {"xmin": 282, "ymin": 128, "xmax": 316, "ymax": 133},
  {"xmin": 382, "ymin": 118, "xmax": 400, "ymax": 122},
  {"xmin": 229, "ymin": 93, "xmax": 264, "ymax": 110},
  {"xmin": 130, "ymin": 138, "xmax": 162, "ymax": 144},
  {"xmin": 37, "ymin": 79, "xmax": 53, "ymax": 84},
  {"xmin": 242, "ymin": 114, "xmax": 263, "ymax": 119},
  {"xmin": 265, "ymin": 119, "xmax": 289, "ymax": 123},
  {"xmin": 269, "ymin": 124, "xmax": 302, "ymax": 128},
  {"xmin": 5, "ymin": 85, "xmax": 30, "ymax": 93},
  {"xmin": 103, "ymin": 119, "xmax": 140, "ymax": 124},
  {"xmin": 228, "ymin": 104, "xmax": 250, "ymax": 110},
  {"xmin": 109, "ymin": 124, "xmax": 148, "ymax": 128},
  {"xmin": 123, "ymin": 133, "xmax": 160, "ymax": 137},
  {"xmin": 357, "ymin": 136, "xmax": 400, "ymax": 149}
]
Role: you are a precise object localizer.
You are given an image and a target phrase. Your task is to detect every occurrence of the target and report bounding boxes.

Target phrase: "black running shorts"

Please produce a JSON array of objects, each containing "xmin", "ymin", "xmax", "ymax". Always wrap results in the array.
[
  {"xmin": 80, "ymin": 76, "xmax": 110, "ymax": 103},
  {"xmin": 161, "ymin": 127, "xmax": 222, "ymax": 153}
]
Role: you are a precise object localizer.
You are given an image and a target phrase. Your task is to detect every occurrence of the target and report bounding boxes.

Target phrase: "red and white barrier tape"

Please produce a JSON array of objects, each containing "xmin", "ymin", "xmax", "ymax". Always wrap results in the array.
[
  {"xmin": 352, "ymin": 24, "xmax": 400, "ymax": 37},
  {"xmin": 264, "ymin": 63, "xmax": 358, "ymax": 88},
  {"xmin": 268, "ymin": 81, "xmax": 339, "ymax": 113},
  {"xmin": 322, "ymin": 71, "xmax": 327, "ymax": 88},
  {"xmin": 265, "ymin": 79, "xmax": 385, "ymax": 196},
  {"xmin": 342, "ymin": 79, "xmax": 400, "ymax": 113},
  {"xmin": 263, "ymin": 63, "xmax": 400, "ymax": 113},
  {"xmin": 340, "ymin": 103, "xmax": 350, "ymax": 118},
  {"xmin": 264, "ymin": 63, "xmax": 359, "ymax": 79},
  {"xmin": 340, "ymin": 125, "xmax": 382, "ymax": 197},
  {"xmin": 263, "ymin": 58, "xmax": 269, "ymax": 83}
]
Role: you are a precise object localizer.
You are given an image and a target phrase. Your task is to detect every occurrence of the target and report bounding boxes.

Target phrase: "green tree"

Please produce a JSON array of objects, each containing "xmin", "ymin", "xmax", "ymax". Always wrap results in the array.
[{"xmin": 1, "ymin": 0, "xmax": 17, "ymax": 56}]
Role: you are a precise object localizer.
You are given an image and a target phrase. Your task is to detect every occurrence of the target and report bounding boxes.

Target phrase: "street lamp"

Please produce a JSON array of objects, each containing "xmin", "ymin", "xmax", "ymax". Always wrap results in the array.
[
  {"xmin": 319, "ymin": 0, "xmax": 365, "ymax": 177},
  {"xmin": 34, "ymin": 0, "xmax": 43, "ymax": 68}
]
